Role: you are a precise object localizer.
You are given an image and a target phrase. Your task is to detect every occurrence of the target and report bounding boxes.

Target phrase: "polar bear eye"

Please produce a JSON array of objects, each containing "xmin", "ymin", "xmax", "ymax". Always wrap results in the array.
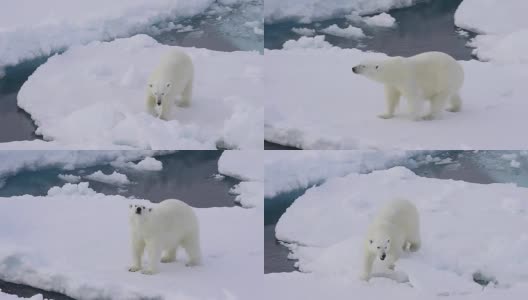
[
  {"xmin": 166, "ymin": 83, "xmax": 171, "ymax": 87},
  {"xmin": 369, "ymin": 240, "xmax": 373, "ymax": 244},
  {"xmin": 375, "ymin": 65, "xmax": 379, "ymax": 69},
  {"xmin": 387, "ymin": 239, "xmax": 390, "ymax": 243},
  {"xmin": 377, "ymin": 246, "xmax": 381, "ymax": 249},
  {"xmin": 149, "ymin": 84, "xmax": 153, "ymax": 88}
]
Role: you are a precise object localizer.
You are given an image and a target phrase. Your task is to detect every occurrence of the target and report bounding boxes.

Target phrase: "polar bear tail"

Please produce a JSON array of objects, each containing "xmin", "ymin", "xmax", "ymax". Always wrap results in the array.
[{"xmin": 447, "ymin": 93, "xmax": 462, "ymax": 112}]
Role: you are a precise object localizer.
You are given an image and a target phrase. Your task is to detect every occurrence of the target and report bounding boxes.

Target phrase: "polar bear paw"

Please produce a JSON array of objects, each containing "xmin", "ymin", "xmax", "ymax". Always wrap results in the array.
[
  {"xmin": 186, "ymin": 261, "xmax": 201, "ymax": 267},
  {"xmin": 161, "ymin": 256, "xmax": 176, "ymax": 263},
  {"xmin": 359, "ymin": 273, "xmax": 370, "ymax": 281},
  {"xmin": 422, "ymin": 114, "xmax": 436, "ymax": 121},
  {"xmin": 140, "ymin": 269, "xmax": 157, "ymax": 275},
  {"xmin": 377, "ymin": 113, "xmax": 394, "ymax": 119},
  {"xmin": 128, "ymin": 266, "xmax": 141, "ymax": 272}
]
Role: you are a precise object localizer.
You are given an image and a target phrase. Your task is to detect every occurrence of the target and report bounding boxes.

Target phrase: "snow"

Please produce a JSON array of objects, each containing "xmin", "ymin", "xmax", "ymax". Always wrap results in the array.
[
  {"xmin": 274, "ymin": 166, "xmax": 528, "ymax": 298},
  {"xmin": 264, "ymin": 48, "xmax": 528, "ymax": 149},
  {"xmin": 264, "ymin": 0, "xmax": 419, "ymax": 24},
  {"xmin": 362, "ymin": 13, "xmax": 396, "ymax": 27},
  {"xmin": 264, "ymin": 150, "xmax": 414, "ymax": 198},
  {"xmin": 282, "ymin": 36, "xmax": 335, "ymax": 50},
  {"xmin": 0, "ymin": 0, "xmax": 215, "ymax": 76},
  {"xmin": 85, "ymin": 171, "xmax": 131, "ymax": 186},
  {"xmin": 111, "ymin": 156, "xmax": 163, "ymax": 171},
  {"xmin": 18, "ymin": 35, "xmax": 263, "ymax": 150},
  {"xmin": 455, "ymin": 0, "xmax": 528, "ymax": 63},
  {"xmin": 218, "ymin": 150, "xmax": 263, "ymax": 181},
  {"xmin": 0, "ymin": 291, "xmax": 44, "ymax": 300},
  {"xmin": 292, "ymin": 28, "xmax": 317, "ymax": 36},
  {"xmin": 57, "ymin": 174, "xmax": 82, "ymax": 183},
  {"xmin": 219, "ymin": 150, "xmax": 263, "ymax": 208},
  {"xmin": 0, "ymin": 150, "xmax": 157, "ymax": 180},
  {"xmin": 47, "ymin": 182, "xmax": 97, "ymax": 196},
  {"xmin": 320, "ymin": 24, "xmax": 365, "ymax": 38},
  {"xmin": 0, "ymin": 189, "xmax": 262, "ymax": 299}
]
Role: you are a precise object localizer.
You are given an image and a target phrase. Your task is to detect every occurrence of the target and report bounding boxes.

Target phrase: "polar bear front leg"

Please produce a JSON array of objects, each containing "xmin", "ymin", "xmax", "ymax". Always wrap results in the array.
[
  {"xmin": 128, "ymin": 237, "xmax": 145, "ymax": 272},
  {"xmin": 178, "ymin": 79, "xmax": 193, "ymax": 108},
  {"xmin": 378, "ymin": 85, "xmax": 400, "ymax": 119},
  {"xmin": 407, "ymin": 95, "xmax": 424, "ymax": 121},
  {"xmin": 385, "ymin": 253, "xmax": 398, "ymax": 271},
  {"xmin": 360, "ymin": 251, "xmax": 375, "ymax": 281},
  {"xmin": 161, "ymin": 246, "xmax": 178, "ymax": 263},
  {"xmin": 447, "ymin": 93, "xmax": 462, "ymax": 112},
  {"xmin": 160, "ymin": 98, "xmax": 172, "ymax": 121},
  {"xmin": 146, "ymin": 94, "xmax": 157, "ymax": 117},
  {"xmin": 142, "ymin": 242, "xmax": 162, "ymax": 275}
]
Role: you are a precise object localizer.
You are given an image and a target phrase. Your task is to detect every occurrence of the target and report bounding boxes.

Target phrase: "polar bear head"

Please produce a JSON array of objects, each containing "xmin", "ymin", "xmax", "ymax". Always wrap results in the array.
[
  {"xmin": 352, "ymin": 58, "xmax": 403, "ymax": 84},
  {"xmin": 129, "ymin": 204, "xmax": 153, "ymax": 224},
  {"xmin": 368, "ymin": 234, "xmax": 392, "ymax": 261},
  {"xmin": 147, "ymin": 82, "xmax": 172, "ymax": 106}
]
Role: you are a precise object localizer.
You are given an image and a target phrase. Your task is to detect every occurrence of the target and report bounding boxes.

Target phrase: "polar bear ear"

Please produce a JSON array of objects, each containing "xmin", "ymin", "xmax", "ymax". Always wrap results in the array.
[
  {"xmin": 129, "ymin": 204, "xmax": 132, "ymax": 208},
  {"xmin": 149, "ymin": 208, "xmax": 152, "ymax": 212},
  {"xmin": 149, "ymin": 84, "xmax": 153, "ymax": 88},
  {"xmin": 387, "ymin": 239, "xmax": 390, "ymax": 243},
  {"xmin": 375, "ymin": 65, "xmax": 379, "ymax": 69}
]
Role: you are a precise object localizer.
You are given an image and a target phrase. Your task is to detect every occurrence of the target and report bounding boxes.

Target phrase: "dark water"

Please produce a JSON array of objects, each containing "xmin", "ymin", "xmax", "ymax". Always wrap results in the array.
[
  {"xmin": 0, "ymin": 150, "xmax": 240, "ymax": 299},
  {"xmin": 264, "ymin": 141, "xmax": 300, "ymax": 150},
  {"xmin": 0, "ymin": 280, "xmax": 75, "ymax": 300},
  {"xmin": 265, "ymin": 0, "xmax": 475, "ymax": 60},
  {"xmin": 264, "ymin": 151, "xmax": 528, "ymax": 273},
  {"xmin": 0, "ymin": 151, "xmax": 239, "ymax": 208},
  {"xmin": 0, "ymin": 2, "xmax": 261, "ymax": 144}
]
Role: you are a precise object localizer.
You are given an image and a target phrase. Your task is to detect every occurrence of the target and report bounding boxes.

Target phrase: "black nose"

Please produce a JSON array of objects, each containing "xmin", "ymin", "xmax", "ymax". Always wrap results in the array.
[
  {"xmin": 380, "ymin": 253, "xmax": 386, "ymax": 261},
  {"xmin": 352, "ymin": 66, "xmax": 357, "ymax": 73},
  {"xmin": 136, "ymin": 207, "xmax": 142, "ymax": 214},
  {"xmin": 156, "ymin": 101, "xmax": 161, "ymax": 106}
]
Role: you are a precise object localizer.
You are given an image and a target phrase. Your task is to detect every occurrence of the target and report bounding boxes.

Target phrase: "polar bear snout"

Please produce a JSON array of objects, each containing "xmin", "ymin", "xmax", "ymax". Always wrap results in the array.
[
  {"xmin": 136, "ymin": 206, "xmax": 142, "ymax": 214},
  {"xmin": 352, "ymin": 66, "xmax": 358, "ymax": 73},
  {"xmin": 380, "ymin": 252, "xmax": 386, "ymax": 261}
]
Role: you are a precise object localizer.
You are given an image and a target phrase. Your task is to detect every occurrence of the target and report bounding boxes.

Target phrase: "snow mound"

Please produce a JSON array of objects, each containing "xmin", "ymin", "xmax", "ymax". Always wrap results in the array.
[
  {"xmin": 218, "ymin": 150, "xmax": 263, "ymax": 181},
  {"xmin": 0, "ymin": 194, "xmax": 262, "ymax": 300},
  {"xmin": 219, "ymin": 150, "xmax": 263, "ymax": 208},
  {"xmin": 362, "ymin": 13, "xmax": 396, "ymax": 27},
  {"xmin": 230, "ymin": 181, "xmax": 263, "ymax": 208},
  {"xmin": 454, "ymin": 0, "xmax": 528, "ymax": 35},
  {"xmin": 264, "ymin": 0, "xmax": 419, "ymax": 24},
  {"xmin": 292, "ymin": 28, "xmax": 316, "ymax": 36},
  {"xmin": 320, "ymin": 24, "xmax": 365, "ymax": 38},
  {"xmin": 18, "ymin": 35, "xmax": 263, "ymax": 150},
  {"xmin": 282, "ymin": 36, "xmax": 335, "ymax": 50},
  {"xmin": 85, "ymin": 171, "xmax": 130, "ymax": 185},
  {"xmin": 47, "ymin": 182, "xmax": 98, "ymax": 196},
  {"xmin": 112, "ymin": 156, "xmax": 163, "ymax": 171},
  {"xmin": 265, "ymin": 150, "xmax": 412, "ymax": 197},
  {"xmin": 0, "ymin": 0, "xmax": 214, "ymax": 74},
  {"xmin": 0, "ymin": 291, "xmax": 44, "ymax": 300},
  {"xmin": 57, "ymin": 174, "xmax": 81, "ymax": 183},
  {"xmin": 455, "ymin": 0, "xmax": 528, "ymax": 63},
  {"xmin": 276, "ymin": 167, "xmax": 528, "ymax": 297},
  {"xmin": 264, "ymin": 48, "xmax": 528, "ymax": 149}
]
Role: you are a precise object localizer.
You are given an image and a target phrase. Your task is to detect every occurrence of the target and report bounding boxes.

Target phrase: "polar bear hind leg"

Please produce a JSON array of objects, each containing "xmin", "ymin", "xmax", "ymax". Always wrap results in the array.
[
  {"xmin": 182, "ymin": 234, "xmax": 202, "ymax": 267},
  {"xmin": 447, "ymin": 93, "xmax": 462, "ymax": 112},
  {"xmin": 423, "ymin": 92, "xmax": 449, "ymax": 120},
  {"xmin": 178, "ymin": 79, "xmax": 193, "ymax": 108},
  {"xmin": 161, "ymin": 246, "xmax": 178, "ymax": 263}
]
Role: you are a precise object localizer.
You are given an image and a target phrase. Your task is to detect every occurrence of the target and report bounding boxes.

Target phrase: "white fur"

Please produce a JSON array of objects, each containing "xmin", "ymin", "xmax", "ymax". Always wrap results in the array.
[
  {"xmin": 353, "ymin": 51, "xmax": 464, "ymax": 120},
  {"xmin": 128, "ymin": 199, "xmax": 202, "ymax": 275},
  {"xmin": 360, "ymin": 199, "xmax": 421, "ymax": 281},
  {"xmin": 146, "ymin": 49, "xmax": 194, "ymax": 120}
]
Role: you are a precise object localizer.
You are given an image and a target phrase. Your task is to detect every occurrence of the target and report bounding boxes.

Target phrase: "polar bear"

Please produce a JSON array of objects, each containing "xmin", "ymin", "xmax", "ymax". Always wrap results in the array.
[
  {"xmin": 128, "ymin": 199, "xmax": 202, "ymax": 275},
  {"xmin": 352, "ymin": 51, "xmax": 464, "ymax": 121},
  {"xmin": 360, "ymin": 199, "xmax": 421, "ymax": 281},
  {"xmin": 146, "ymin": 49, "xmax": 194, "ymax": 120}
]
